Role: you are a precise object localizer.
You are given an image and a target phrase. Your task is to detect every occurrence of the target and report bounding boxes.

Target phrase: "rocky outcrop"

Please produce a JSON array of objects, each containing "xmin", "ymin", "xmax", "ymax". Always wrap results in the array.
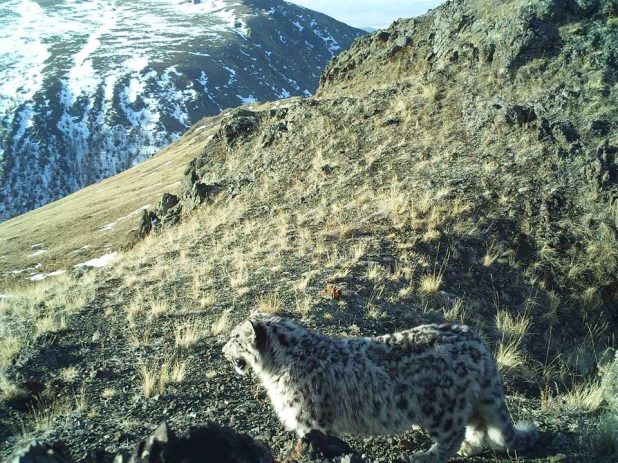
[
  {"xmin": 318, "ymin": 0, "xmax": 618, "ymax": 101},
  {"xmin": 139, "ymin": 210, "xmax": 160, "ymax": 238}
]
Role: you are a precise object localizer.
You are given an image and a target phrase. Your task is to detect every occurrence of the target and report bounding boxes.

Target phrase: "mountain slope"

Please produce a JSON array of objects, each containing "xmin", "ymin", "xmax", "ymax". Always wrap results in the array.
[
  {"xmin": 1, "ymin": 0, "xmax": 618, "ymax": 462},
  {"xmin": 0, "ymin": 0, "xmax": 364, "ymax": 221}
]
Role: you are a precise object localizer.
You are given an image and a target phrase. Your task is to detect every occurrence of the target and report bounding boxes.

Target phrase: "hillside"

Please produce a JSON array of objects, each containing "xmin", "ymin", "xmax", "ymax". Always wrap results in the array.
[
  {"xmin": 0, "ymin": 0, "xmax": 364, "ymax": 221},
  {"xmin": 1, "ymin": 0, "xmax": 618, "ymax": 462}
]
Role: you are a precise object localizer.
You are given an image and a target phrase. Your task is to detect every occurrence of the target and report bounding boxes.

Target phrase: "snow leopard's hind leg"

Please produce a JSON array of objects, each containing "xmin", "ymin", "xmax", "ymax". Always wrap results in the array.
[
  {"xmin": 410, "ymin": 426, "xmax": 466, "ymax": 463},
  {"xmin": 478, "ymin": 377, "xmax": 538, "ymax": 452},
  {"xmin": 410, "ymin": 400, "xmax": 469, "ymax": 463},
  {"xmin": 457, "ymin": 410, "xmax": 486, "ymax": 457}
]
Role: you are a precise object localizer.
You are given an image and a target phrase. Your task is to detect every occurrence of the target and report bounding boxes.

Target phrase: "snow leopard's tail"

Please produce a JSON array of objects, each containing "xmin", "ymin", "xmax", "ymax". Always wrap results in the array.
[
  {"xmin": 482, "ymin": 393, "xmax": 539, "ymax": 452},
  {"xmin": 511, "ymin": 420, "xmax": 539, "ymax": 450}
]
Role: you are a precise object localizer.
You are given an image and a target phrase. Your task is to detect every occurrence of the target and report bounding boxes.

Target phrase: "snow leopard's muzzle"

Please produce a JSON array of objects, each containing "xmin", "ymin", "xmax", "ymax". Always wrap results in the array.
[{"xmin": 222, "ymin": 340, "xmax": 249, "ymax": 375}]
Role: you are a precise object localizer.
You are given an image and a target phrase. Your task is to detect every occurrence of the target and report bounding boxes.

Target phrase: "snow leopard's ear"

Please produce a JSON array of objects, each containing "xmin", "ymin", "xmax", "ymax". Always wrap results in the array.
[
  {"xmin": 250, "ymin": 320, "xmax": 268, "ymax": 353},
  {"xmin": 239, "ymin": 319, "xmax": 268, "ymax": 351},
  {"xmin": 239, "ymin": 320, "xmax": 256, "ymax": 339}
]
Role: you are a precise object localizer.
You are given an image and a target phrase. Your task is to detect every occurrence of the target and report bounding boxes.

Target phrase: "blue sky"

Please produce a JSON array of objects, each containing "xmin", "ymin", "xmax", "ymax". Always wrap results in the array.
[{"xmin": 287, "ymin": 0, "xmax": 444, "ymax": 30}]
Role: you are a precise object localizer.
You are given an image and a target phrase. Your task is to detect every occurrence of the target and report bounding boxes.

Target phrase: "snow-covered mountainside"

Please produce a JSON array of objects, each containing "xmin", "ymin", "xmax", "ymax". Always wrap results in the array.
[{"xmin": 0, "ymin": 0, "xmax": 364, "ymax": 221}]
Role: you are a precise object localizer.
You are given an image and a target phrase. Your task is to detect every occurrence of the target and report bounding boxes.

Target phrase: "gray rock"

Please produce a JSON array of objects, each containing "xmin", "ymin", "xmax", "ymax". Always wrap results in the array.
[
  {"xmin": 155, "ymin": 193, "xmax": 179, "ymax": 216},
  {"xmin": 6, "ymin": 441, "xmax": 69, "ymax": 463},
  {"xmin": 221, "ymin": 112, "xmax": 259, "ymax": 147},
  {"xmin": 139, "ymin": 209, "xmax": 159, "ymax": 238}
]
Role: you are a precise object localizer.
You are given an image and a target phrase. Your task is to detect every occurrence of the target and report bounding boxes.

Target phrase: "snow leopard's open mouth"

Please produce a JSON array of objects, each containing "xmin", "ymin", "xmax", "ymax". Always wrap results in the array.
[{"xmin": 234, "ymin": 358, "xmax": 247, "ymax": 374}]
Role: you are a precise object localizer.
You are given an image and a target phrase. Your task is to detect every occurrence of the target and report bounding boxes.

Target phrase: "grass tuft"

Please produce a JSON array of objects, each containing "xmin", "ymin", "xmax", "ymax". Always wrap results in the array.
[
  {"xmin": 419, "ymin": 271, "xmax": 442, "ymax": 296},
  {"xmin": 257, "ymin": 293, "xmax": 284, "ymax": 314},
  {"xmin": 564, "ymin": 378, "xmax": 605, "ymax": 412}
]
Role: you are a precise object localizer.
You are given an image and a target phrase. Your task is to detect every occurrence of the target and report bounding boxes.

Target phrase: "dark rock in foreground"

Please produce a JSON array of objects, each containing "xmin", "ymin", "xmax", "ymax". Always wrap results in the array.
[
  {"xmin": 113, "ymin": 421, "xmax": 273, "ymax": 463},
  {"xmin": 6, "ymin": 441, "xmax": 70, "ymax": 463}
]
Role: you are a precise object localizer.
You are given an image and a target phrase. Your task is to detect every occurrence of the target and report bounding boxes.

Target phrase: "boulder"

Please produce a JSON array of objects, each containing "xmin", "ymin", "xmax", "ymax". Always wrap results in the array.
[
  {"xmin": 155, "ymin": 193, "xmax": 181, "ymax": 226},
  {"xmin": 179, "ymin": 169, "xmax": 222, "ymax": 211},
  {"xmin": 139, "ymin": 209, "xmax": 160, "ymax": 238},
  {"xmin": 220, "ymin": 111, "xmax": 259, "ymax": 147},
  {"xmin": 6, "ymin": 441, "xmax": 69, "ymax": 463},
  {"xmin": 114, "ymin": 421, "xmax": 273, "ymax": 463}
]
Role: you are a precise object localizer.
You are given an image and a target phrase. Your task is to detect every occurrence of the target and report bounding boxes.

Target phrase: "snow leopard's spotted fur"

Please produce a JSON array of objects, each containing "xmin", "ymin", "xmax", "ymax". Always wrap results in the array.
[{"xmin": 223, "ymin": 314, "xmax": 538, "ymax": 462}]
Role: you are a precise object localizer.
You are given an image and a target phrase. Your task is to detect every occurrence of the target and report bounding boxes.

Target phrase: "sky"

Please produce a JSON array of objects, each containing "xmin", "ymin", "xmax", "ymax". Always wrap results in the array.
[{"xmin": 287, "ymin": 0, "xmax": 445, "ymax": 30}]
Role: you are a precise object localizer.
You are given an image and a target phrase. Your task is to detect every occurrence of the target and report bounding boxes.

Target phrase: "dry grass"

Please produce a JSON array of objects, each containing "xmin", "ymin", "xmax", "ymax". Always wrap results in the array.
[
  {"xmin": 170, "ymin": 359, "xmax": 187, "ymax": 383},
  {"xmin": 483, "ymin": 242, "xmax": 501, "ymax": 267},
  {"xmin": 418, "ymin": 271, "xmax": 443, "ymax": 296},
  {"xmin": 149, "ymin": 299, "xmax": 170, "ymax": 318},
  {"xmin": 563, "ymin": 378, "xmax": 605, "ymax": 412},
  {"xmin": 0, "ymin": 373, "xmax": 27, "ymax": 401},
  {"xmin": 138, "ymin": 360, "xmax": 170, "ymax": 398},
  {"xmin": 0, "ymin": 335, "xmax": 24, "ymax": 369},
  {"xmin": 211, "ymin": 311, "xmax": 231, "ymax": 336},
  {"xmin": 101, "ymin": 388, "xmax": 116, "ymax": 399},
  {"xmin": 60, "ymin": 366, "xmax": 79, "ymax": 383},
  {"xmin": 495, "ymin": 337, "xmax": 527, "ymax": 376},
  {"xmin": 257, "ymin": 293, "xmax": 285, "ymax": 314},
  {"xmin": 199, "ymin": 291, "xmax": 216, "ymax": 308},
  {"xmin": 126, "ymin": 324, "xmax": 152, "ymax": 348},
  {"xmin": 495, "ymin": 308, "xmax": 531, "ymax": 344},
  {"xmin": 175, "ymin": 318, "xmax": 208, "ymax": 347},
  {"xmin": 25, "ymin": 396, "xmax": 66, "ymax": 433},
  {"xmin": 294, "ymin": 293, "xmax": 313, "ymax": 316},
  {"xmin": 0, "ymin": 119, "xmax": 215, "ymax": 283},
  {"xmin": 73, "ymin": 383, "xmax": 88, "ymax": 413},
  {"xmin": 366, "ymin": 263, "xmax": 387, "ymax": 283},
  {"xmin": 35, "ymin": 313, "xmax": 66, "ymax": 335},
  {"xmin": 443, "ymin": 298, "xmax": 467, "ymax": 324}
]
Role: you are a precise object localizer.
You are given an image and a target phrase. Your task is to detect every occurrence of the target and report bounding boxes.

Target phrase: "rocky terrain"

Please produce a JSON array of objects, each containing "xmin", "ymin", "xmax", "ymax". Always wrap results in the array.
[
  {"xmin": 0, "ymin": 0, "xmax": 363, "ymax": 221},
  {"xmin": 1, "ymin": 0, "xmax": 618, "ymax": 462}
]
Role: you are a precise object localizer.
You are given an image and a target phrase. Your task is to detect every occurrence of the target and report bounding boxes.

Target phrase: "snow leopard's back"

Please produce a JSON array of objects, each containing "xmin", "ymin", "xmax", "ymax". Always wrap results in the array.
[{"xmin": 223, "ymin": 314, "xmax": 538, "ymax": 463}]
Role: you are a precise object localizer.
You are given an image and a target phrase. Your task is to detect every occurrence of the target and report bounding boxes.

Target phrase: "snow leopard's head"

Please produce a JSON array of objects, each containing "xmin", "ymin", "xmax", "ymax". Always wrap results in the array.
[
  {"xmin": 222, "ymin": 318, "xmax": 268, "ymax": 375},
  {"xmin": 223, "ymin": 314, "xmax": 305, "ymax": 376}
]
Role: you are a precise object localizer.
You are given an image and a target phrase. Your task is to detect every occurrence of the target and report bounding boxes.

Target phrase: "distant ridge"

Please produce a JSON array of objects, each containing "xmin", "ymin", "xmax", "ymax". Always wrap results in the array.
[{"xmin": 0, "ymin": 0, "xmax": 364, "ymax": 221}]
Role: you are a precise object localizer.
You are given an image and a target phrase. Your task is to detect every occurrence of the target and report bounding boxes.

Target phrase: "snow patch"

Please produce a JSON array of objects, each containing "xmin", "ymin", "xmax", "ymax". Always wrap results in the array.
[
  {"xmin": 74, "ymin": 252, "xmax": 117, "ymax": 268},
  {"xmin": 125, "ymin": 56, "xmax": 149, "ymax": 72},
  {"xmin": 12, "ymin": 263, "xmax": 42, "ymax": 275},
  {"xmin": 311, "ymin": 26, "xmax": 342, "ymax": 56},
  {"xmin": 28, "ymin": 249, "xmax": 47, "ymax": 257},
  {"xmin": 70, "ymin": 245, "xmax": 91, "ymax": 254},
  {"xmin": 29, "ymin": 269, "xmax": 67, "ymax": 281},
  {"xmin": 101, "ymin": 204, "xmax": 151, "ymax": 231},
  {"xmin": 237, "ymin": 95, "xmax": 257, "ymax": 104}
]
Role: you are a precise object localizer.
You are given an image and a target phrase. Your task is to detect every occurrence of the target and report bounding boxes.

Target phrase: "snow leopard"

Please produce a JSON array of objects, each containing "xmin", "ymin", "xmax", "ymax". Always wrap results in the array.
[{"xmin": 222, "ymin": 313, "xmax": 538, "ymax": 463}]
